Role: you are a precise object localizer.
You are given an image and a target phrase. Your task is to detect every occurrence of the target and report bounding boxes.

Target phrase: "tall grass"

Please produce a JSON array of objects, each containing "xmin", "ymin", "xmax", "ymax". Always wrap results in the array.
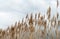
[{"xmin": 0, "ymin": 6, "xmax": 60, "ymax": 39}]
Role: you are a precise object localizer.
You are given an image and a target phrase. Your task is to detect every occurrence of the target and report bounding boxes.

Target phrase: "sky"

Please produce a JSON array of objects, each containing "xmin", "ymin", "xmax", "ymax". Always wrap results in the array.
[{"xmin": 0, "ymin": 0, "xmax": 60, "ymax": 30}]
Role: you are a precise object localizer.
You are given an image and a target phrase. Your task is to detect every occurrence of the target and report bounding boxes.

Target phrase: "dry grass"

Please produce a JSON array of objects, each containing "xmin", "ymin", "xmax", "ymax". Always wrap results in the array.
[{"xmin": 0, "ymin": 6, "xmax": 60, "ymax": 39}]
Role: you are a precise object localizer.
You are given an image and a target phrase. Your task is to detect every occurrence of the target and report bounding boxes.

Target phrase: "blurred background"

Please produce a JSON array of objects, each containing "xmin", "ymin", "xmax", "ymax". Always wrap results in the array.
[{"xmin": 0, "ymin": 0, "xmax": 60, "ymax": 30}]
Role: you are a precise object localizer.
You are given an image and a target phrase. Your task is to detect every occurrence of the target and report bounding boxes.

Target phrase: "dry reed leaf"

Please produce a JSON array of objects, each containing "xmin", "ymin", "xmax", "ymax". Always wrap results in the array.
[
  {"xmin": 38, "ymin": 13, "xmax": 40, "ymax": 19},
  {"xmin": 29, "ymin": 24, "xmax": 35, "ymax": 33},
  {"xmin": 29, "ymin": 13, "xmax": 33, "ymax": 25},
  {"xmin": 26, "ymin": 14, "xmax": 28, "ymax": 19},
  {"xmin": 47, "ymin": 7, "xmax": 51, "ymax": 19},
  {"xmin": 56, "ymin": 13, "xmax": 59, "ymax": 19},
  {"xmin": 15, "ymin": 22, "xmax": 17, "ymax": 27}
]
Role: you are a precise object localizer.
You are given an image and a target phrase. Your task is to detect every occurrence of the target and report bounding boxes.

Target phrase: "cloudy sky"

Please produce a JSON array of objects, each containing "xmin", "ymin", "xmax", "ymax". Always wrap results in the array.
[{"xmin": 0, "ymin": 0, "xmax": 60, "ymax": 30}]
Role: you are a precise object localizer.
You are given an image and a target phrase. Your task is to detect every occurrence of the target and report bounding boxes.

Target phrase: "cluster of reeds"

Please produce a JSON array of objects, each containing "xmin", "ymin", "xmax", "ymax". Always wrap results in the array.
[
  {"xmin": 0, "ymin": 6, "xmax": 60, "ymax": 39},
  {"xmin": 0, "ymin": 0, "xmax": 60, "ymax": 39}
]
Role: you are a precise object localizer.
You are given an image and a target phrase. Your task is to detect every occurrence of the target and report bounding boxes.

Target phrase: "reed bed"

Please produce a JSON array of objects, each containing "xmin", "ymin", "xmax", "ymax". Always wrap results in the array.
[{"xmin": 0, "ymin": 6, "xmax": 60, "ymax": 39}]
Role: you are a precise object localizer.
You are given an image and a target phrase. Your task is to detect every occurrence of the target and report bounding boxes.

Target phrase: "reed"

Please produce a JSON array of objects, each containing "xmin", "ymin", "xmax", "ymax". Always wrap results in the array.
[{"xmin": 0, "ymin": 6, "xmax": 60, "ymax": 39}]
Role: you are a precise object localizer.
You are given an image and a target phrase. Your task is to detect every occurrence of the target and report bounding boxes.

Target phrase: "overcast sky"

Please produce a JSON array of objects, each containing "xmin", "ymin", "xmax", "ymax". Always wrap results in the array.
[{"xmin": 0, "ymin": 0, "xmax": 60, "ymax": 30}]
